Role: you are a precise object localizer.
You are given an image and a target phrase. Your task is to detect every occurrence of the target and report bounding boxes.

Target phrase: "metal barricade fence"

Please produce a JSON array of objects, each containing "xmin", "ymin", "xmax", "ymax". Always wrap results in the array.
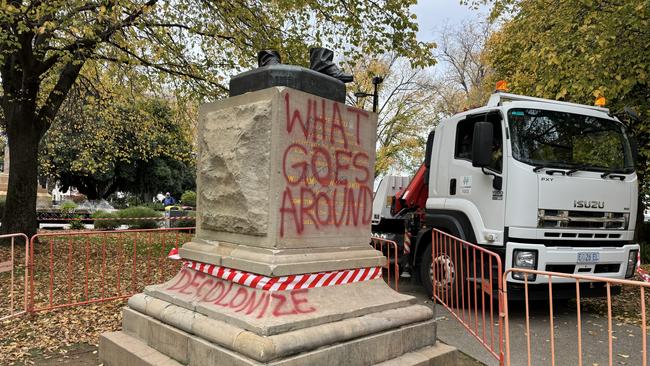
[
  {"xmin": 370, "ymin": 237, "xmax": 400, "ymax": 291},
  {"xmin": 0, "ymin": 233, "xmax": 30, "ymax": 320},
  {"xmin": 28, "ymin": 227, "xmax": 194, "ymax": 312},
  {"xmin": 503, "ymin": 268, "xmax": 650, "ymax": 366},
  {"xmin": 431, "ymin": 229, "xmax": 504, "ymax": 364}
]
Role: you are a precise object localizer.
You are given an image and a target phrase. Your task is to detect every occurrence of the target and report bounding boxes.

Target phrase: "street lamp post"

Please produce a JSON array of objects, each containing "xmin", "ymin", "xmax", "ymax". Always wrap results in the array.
[{"xmin": 354, "ymin": 76, "xmax": 384, "ymax": 113}]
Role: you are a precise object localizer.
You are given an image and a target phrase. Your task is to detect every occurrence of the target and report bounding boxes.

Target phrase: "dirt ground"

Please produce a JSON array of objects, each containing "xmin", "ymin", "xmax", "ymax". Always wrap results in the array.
[
  {"xmin": 24, "ymin": 343, "xmax": 100, "ymax": 366},
  {"xmin": 0, "ymin": 299, "xmax": 124, "ymax": 365}
]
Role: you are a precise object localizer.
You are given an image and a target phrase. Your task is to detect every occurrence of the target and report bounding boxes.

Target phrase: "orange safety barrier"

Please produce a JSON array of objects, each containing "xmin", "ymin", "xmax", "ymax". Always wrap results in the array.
[
  {"xmin": 28, "ymin": 227, "xmax": 194, "ymax": 312},
  {"xmin": 431, "ymin": 229, "xmax": 504, "ymax": 364},
  {"xmin": 503, "ymin": 268, "xmax": 650, "ymax": 366},
  {"xmin": 370, "ymin": 236, "xmax": 400, "ymax": 291},
  {"xmin": 0, "ymin": 233, "xmax": 30, "ymax": 320}
]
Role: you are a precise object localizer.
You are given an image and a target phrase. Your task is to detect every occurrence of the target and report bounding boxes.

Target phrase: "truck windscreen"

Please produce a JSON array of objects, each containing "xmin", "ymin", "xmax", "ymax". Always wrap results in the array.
[{"xmin": 508, "ymin": 108, "xmax": 634, "ymax": 173}]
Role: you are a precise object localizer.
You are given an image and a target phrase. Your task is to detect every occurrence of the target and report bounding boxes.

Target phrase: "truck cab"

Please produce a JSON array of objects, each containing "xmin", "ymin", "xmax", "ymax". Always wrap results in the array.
[{"xmin": 412, "ymin": 92, "xmax": 640, "ymax": 295}]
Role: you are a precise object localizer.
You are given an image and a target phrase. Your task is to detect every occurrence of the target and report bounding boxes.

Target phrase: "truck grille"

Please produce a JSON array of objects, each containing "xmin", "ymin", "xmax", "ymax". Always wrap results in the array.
[{"xmin": 538, "ymin": 209, "xmax": 628, "ymax": 230}]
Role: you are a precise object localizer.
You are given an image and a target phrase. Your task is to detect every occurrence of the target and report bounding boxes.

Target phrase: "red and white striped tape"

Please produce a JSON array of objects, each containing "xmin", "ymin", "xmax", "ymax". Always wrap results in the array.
[
  {"xmin": 404, "ymin": 229, "xmax": 411, "ymax": 254},
  {"xmin": 637, "ymin": 268, "xmax": 650, "ymax": 282},
  {"xmin": 637, "ymin": 253, "xmax": 650, "ymax": 282},
  {"xmin": 167, "ymin": 249, "xmax": 382, "ymax": 291},
  {"xmin": 38, "ymin": 216, "xmax": 196, "ymax": 221}
]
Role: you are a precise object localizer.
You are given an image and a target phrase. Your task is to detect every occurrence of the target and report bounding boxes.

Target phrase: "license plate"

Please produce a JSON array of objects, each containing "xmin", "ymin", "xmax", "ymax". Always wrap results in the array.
[{"xmin": 577, "ymin": 252, "xmax": 600, "ymax": 264}]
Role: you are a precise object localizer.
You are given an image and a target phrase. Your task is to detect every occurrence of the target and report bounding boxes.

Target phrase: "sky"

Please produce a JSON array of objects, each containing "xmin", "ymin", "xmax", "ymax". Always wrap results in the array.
[{"xmin": 411, "ymin": 0, "xmax": 487, "ymax": 42}]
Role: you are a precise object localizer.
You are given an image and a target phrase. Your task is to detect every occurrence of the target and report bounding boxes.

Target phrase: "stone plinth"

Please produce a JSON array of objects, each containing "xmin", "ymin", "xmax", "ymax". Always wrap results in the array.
[
  {"xmin": 100, "ymin": 87, "xmax": 451, "ymax": 365},
  {"xmin": 180, "ymin": 87, "xmax": 385, "ymax": 275}
]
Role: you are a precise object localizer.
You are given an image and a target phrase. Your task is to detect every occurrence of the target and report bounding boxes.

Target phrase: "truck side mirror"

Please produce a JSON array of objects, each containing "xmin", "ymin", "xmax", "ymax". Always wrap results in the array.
[
  {"xmin": 472, "ymin": 122, "xmax": 493, "ymax": 168},
  {"xmin": 423, "ymin": 130, "xmax": 435, "ymax": 185},
  {"xmin": 424, "ymin": 129, "xmax": 435, "ymax": 168}
]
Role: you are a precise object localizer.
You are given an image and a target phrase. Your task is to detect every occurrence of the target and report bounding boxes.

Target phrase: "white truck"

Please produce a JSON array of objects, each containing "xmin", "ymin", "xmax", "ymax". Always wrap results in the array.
[{"xmin": 373, "ymin": 90, "xmax": 640, "ymax": 298}]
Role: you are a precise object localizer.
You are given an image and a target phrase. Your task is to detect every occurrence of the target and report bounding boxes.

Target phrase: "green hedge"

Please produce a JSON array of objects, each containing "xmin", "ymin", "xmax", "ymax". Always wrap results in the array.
[
  {"xmin": 118, "ymin": 206, "xmax": 162, "ymax": 229},
  {"xmin": 175, "ymin": 210, "xmax": 196, "ymax": 228},
  {"xmin": 69, "ymin": 216, "xmax": 85, "ymax": 230},
  {"xmin": 92, "ymin": 210, "xmax": 120, "ymax": 230},
  {"xmin": 60, "ymin": 201, "xmax": 77, "ymax": 213},
  {"xmin": 181, "ymin": 191, "xmax": 196, "ymax": 207},
  {"xmin": 142, "ymin": 202, "xmax": 165, "ymax": 211}
]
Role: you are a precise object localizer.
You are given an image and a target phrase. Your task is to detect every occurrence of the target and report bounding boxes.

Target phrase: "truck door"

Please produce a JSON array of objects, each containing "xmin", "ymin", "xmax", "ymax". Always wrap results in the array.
[{"xmin": 448, "ymin": 111, "xmax": 506, "ymax": 245}]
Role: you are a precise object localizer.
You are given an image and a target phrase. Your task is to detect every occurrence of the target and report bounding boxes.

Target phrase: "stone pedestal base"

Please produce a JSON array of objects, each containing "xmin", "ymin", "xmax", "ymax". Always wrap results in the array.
[
  {"xmin": 101, "ymin": 309, "xmax": 446, "ymax": 366},
  {"xmin": 100, "ymin": 268, "xmax": 456, "ymax": 365}
]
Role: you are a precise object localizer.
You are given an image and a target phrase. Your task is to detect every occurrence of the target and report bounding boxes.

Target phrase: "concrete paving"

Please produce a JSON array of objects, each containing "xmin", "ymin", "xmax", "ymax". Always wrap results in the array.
[{"xmin": 400, "ymin": 276, "xmax": 647, "ymax": 366}]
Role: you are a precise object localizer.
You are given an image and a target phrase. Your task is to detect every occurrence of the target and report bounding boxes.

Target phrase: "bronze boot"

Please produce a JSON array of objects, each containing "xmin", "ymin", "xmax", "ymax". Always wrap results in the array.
[{"xmin": 309, "ymin": 47, "xmax": 353, "ymax": 83}]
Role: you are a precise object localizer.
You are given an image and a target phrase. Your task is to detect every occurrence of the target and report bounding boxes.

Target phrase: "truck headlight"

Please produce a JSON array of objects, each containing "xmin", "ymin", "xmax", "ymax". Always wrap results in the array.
[
  {"xmin": 512, "ymin": 249, "xmax": 538, "ymax": 281},
  {"xmin": 625, "ymin": 250, "xmax": 638, "ymax": 278}
]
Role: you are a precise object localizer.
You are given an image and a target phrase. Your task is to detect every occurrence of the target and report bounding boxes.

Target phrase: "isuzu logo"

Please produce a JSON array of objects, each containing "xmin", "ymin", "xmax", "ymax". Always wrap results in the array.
[{"xmin": 573, "ymin": 200, "xmax": 605, "ymax": 209}]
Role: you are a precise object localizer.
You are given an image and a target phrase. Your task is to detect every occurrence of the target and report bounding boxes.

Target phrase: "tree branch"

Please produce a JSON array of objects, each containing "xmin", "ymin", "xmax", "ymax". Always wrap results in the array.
[
  {"xmin": 35, "ymin": 0, "xmax": 160, "ymax": 131},
  {"xmin": 36, "ymin": 0, "xmax": 158, "ymax": 75},
  {"xmin": 98, "ymin": 43, "xmax": 228, "ymax": 92}
]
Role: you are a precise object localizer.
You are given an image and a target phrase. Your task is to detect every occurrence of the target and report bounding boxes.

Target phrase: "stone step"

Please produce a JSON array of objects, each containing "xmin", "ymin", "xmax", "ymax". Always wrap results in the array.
[
  {"xmin": 376, "ymin": 343, "xmax": 476, "ymax": 366},
  {"xmin": 102, "ymin": 306, "xmax": 439, "ymax": 366},
  {"xmin": 101, "ymin": 327, "xmax": 472, "ymax": 366},
  {"xmin": 100, "ymin": 331, "xmax": 182, "ymax": 366}
]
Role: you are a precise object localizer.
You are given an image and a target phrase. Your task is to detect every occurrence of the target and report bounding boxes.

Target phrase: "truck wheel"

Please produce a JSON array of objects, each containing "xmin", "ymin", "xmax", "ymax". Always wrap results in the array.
[
  {"xmin": 419, "ymin": 244, "xmax": 435, "ymax": 297},
  {"xmin": 421, "ymin": 243, "xmax": 458, "ymax": 298},
  {"xmin": 420, "ymin": 242, "xmax": 469, "ymax": 307}
]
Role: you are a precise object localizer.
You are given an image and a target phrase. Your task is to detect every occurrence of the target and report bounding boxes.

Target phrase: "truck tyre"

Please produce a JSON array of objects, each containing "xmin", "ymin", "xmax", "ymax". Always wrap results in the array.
[
  {"xmin": 421, "ymin": 243, "xmax": 464, "ymax": 298},
  {"xmin": 419, "ymin": 244, "xmax": 435, "ymax": 297},
  {"xmin": 421, "ymin": 242, "xmax": 471, "ymax": 308}
]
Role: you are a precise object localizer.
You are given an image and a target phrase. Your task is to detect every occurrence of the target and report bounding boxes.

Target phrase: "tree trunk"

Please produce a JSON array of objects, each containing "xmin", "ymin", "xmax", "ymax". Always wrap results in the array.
[
  {"xmin": 143, "ymin": 191, "xmax": 154, "ymax": 204},
  {"xmin": 1, "ymin": 110, "xmax": 43, "ymax": 238}
]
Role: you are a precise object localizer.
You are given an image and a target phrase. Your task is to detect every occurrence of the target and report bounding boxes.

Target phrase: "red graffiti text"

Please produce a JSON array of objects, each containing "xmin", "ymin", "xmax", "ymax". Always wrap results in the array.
[
  {"xmin": 166, "ymin": 268, "xmax": 316, "ymax": 318},
  {"xmin": 280, "ymin": 93, "xmax": 373, "ymax": 237}
]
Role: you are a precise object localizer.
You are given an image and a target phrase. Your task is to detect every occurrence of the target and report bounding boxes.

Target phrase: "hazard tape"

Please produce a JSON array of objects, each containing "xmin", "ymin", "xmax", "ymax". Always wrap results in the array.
[
  {"xmin": 167, "ymin": 248, "xmax": 382, "ymax": 291},
  {"xmin": 38, "ymin": 216, "xmax": 196, "ymax": 221},
  {"xmin": 404, "ymin": 229, "xmax": 411, "ymax": 254},
  {"xmin": 638, "ymin": 268, "xmax": 650, "ymax": 282},
  {"xmin": 637, "ymin": 252, "xmax": 650, "ymax": 282}
]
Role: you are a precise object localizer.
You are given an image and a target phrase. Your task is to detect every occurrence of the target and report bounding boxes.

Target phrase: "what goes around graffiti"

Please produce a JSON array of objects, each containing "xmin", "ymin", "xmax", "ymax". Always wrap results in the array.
[
  {"xmin": 167, "ymin": 268, "xmax": 316, "ymax": 319},
  {"xmin": 280, "ymin": 93, "xmax": 374, "ymax": 237}
]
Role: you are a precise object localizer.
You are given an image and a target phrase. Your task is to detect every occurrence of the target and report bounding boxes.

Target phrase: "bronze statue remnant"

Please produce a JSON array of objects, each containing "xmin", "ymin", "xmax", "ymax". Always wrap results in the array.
[
  {"xmin": 255, "ymin": 47, "xmax": 353, "ymax": 83},
  {"xmin": 308, "ymin": 47, "xmax": 353, "ymax": 83}
]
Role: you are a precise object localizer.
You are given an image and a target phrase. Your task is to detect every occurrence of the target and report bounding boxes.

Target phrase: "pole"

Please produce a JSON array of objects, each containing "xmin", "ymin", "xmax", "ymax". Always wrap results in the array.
[
  {"xmin": 372, "ymin": 82, "xmax": 378, "ymax": 113},
  {"xmin": 371, "ymin": 76, "xmax": 384, "ymax": 113}
]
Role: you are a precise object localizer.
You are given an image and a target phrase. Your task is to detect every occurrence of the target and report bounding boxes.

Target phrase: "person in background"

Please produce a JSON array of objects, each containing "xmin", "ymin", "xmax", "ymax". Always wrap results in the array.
[{"xmin": 163, "ymin": 192, "xmax": 176, "ymax": 206}]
